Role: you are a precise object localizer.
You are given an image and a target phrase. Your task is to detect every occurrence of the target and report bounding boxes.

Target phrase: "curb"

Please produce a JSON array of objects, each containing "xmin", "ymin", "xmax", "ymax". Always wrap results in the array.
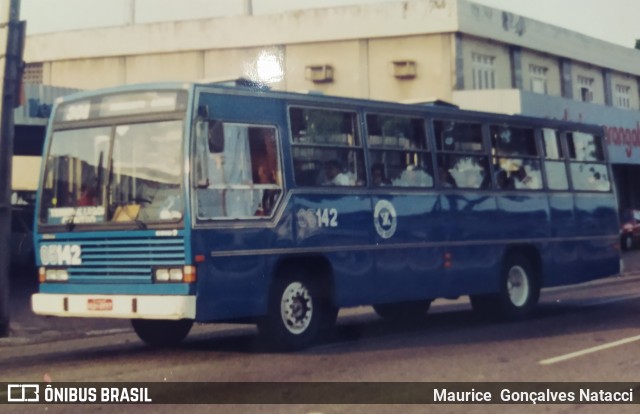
[{"xmin": 542, "ymin": 271, "xmax": 640, "ymax": 293}]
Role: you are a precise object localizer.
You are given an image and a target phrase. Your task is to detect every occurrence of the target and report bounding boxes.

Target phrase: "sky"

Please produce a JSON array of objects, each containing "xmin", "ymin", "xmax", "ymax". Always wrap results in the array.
[{"xmin": 20, "ymin": 0, "xmax": 640, "ymax": 48}]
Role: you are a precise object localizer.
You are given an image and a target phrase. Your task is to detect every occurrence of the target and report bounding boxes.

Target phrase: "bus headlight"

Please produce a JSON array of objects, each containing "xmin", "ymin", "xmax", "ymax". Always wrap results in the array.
[
  {"xmin": 169, "ymin": 268, "xmax": 183, "ymax": 281},
  {"xmin": 42, "ymin": 268, "xmax": 69, "ymax": 282},
  {"xmin": 154, "ymin": 266, "xmax": 196, "ymax": 283},
  {"xmin": 155, "ymin": 268, "xmax": 170, "ymax": 282}
]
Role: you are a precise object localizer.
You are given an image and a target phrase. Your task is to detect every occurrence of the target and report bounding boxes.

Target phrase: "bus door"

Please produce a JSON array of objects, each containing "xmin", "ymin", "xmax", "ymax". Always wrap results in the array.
[{"xmin": 190, "ymin": 90, "xmax": 291, "ymax": 321}]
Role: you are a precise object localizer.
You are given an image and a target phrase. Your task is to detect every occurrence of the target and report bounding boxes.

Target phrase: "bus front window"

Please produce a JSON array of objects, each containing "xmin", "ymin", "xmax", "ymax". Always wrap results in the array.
[
  {"xmin": 39, "ymin": 120, "xmax": 184, "ymax": 226},
  {"xmin": 109, "ymin": 120, "xmax": 184, "ymax": 223},
  {"xmin": 39, "ymin": 127, "xmax": 111, "ymax": 224}
]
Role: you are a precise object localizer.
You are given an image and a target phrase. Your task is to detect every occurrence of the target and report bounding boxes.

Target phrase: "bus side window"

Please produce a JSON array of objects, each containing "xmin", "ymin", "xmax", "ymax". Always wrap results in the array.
[
  {"xmin": 289, "ymin": 107, "xmax": 365, "ymax": 187},
  {"xmin": 195, "ymin": 123, "xmax": 282, "ymax": 220},
  {"xmin": 438, "ymin": 155, "xmax": 489, "ymax": 189},
  {"xmin": 489, "ymin": 125, "xmax": 542, "ymax": 191},
  {"xmin": 366, "ymin": 113, "xmax": 432, "ymax": 188},
  {"xmin": 567, "ymin": 132, "xmax": 610, "ymax": 192},
  {"xmin": 434, "ymin": 120, "xmax": 488, "ymax": 189},
  {"xmin": 541, "ymin": 128, "xmax": 569, "ymax": 191}
]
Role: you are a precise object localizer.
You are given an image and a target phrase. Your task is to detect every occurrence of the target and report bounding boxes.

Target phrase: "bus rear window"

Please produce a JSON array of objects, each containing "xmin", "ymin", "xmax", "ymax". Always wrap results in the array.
[
  {"xmin": 567, "ymin": 132, "xmax": 604, "ymax": 161},
  {"xmin": 566, "ymin": 132, "xmax": 610, "ymax": 192}
]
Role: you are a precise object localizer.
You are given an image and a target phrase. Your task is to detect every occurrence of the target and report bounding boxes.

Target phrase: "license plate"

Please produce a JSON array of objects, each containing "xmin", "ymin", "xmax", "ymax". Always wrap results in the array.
[{"xmin": 88, "ymin": 298, "xmax": 113, "ymax": 311}]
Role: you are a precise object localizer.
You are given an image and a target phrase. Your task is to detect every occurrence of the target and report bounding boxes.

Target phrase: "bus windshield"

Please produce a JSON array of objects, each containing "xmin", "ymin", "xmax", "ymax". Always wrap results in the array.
[{"xmin": 39, "ymin": 120, "xmax": 184, "ymax": 227}]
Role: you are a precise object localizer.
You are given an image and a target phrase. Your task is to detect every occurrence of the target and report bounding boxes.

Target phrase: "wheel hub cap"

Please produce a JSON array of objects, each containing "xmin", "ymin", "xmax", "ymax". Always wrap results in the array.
[
  {"xmin": 280, "ymin": 282, "xmax": 313, "ymax": 334},
  {"xmin": 507, "ymin": 265, "xmax": 529, "ymax": 307}
]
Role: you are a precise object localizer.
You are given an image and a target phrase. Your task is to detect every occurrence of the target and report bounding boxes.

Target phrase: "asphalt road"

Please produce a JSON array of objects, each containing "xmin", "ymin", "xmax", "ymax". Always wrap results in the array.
[{"xmin": 1, "ymin": 250, "xmax": 640, "ymax": 413}]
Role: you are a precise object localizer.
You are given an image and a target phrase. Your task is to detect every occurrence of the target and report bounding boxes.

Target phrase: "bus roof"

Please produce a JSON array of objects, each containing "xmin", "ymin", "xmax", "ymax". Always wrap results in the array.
[{"xmin": 56, "ymin": 80, "xmax": 604, "ymax": 134}]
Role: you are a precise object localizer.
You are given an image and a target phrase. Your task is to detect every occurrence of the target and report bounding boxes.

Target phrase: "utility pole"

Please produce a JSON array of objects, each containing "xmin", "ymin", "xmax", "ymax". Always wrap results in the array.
[{"xmin": 0, "ymin": 0, "xmax": 25, "ymax": 337}]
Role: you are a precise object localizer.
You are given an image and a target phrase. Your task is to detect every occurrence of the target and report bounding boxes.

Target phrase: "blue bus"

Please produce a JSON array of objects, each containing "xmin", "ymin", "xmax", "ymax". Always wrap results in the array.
[{"xmin": 32, "ymin": 80, "xmax": 620, "ymax": 349}]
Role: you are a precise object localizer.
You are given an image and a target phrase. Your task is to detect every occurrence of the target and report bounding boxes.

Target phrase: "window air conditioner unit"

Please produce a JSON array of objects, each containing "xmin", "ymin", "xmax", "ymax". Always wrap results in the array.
[
  {"xmin": 391, "ymin": 60, "xmax": 417, "ymax": 79},
  {"xmin": 305, "ymin": 65, "xmax": 334, "ymax": 83}
]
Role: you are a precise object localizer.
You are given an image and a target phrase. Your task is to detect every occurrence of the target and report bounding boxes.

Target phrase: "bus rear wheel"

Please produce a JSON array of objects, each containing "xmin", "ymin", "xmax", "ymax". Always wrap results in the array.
[
  {"xmin": 373, "ymin": 300, "xmax": 431, "ymax": 321},
  {"xmin": 131, "ymin": 319, "xmax": 193, "ymax": 347},
  {"xmin": 470, "ymin": 254, "xmax": 539, "ymax": 321},
  {"xmin": 258, "ymin": 269, "xmax": 335, "ymax": 351}
]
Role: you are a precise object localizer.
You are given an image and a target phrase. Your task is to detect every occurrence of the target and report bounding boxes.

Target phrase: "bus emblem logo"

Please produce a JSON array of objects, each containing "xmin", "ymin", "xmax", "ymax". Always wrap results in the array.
[{"xmin": 374, "ymin": 200, "xmax": 397, "ymax": 239}]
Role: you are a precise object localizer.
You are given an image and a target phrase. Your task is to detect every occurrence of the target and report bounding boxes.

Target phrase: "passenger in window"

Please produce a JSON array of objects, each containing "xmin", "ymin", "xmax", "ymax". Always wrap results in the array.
[
  {"xmin": 78, "ymin": 184, "xmax": 98, "ymax": 206},
  {"xmin": 495, "ymin": 168, "xmax": 511, "ymax": 190},
  {"xmin": 438, "ymin": 166, "xmax": 456, "ymax": 188},
  {"xmin": 323, "ymin": 160, "xmax": 353, "ymax": 186},
  {"xmin": 493, "ymin": 159, "xmax": 514, "ymax": 190},
  {"xmin": 448, "ymin": 157, "xmax": 488, "ymax": 189},
  {"xmin": 257, "ymin": 164, "xmax": 276, "ymax": 185},
  {"xmin": 512, "ymin": 165, "xmax": 537, "ymax": 190},
  {"xmin": 589, "ymin": 170, "xmax": 610, "ymax": 191},
  {"xmin": 441, "ymin": 122, "xmax": 456, "ymax": 151},
  {"xmin": 394, "ymin": 164, "xmax": 433, "ymax": 187},
  {"xmin": 372, "ymin": 163, "xmax": 391, "ymax": 186},
  {"xmin": 255, "ymin": 165, "xmax": 279, "ymax": 216}
]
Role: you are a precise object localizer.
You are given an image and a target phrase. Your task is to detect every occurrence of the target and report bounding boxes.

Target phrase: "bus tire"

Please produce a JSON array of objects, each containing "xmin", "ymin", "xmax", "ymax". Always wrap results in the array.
[
  {"xmin": 470, "ymin": 254, "xmax": 539, "ymax": 321},
  {"xmin": 373, "ymin": 300, "xmax": 431, "ymax": 321},
  {"xmin": 131, "ymin": 319, "xmax": 193, "ymax": 347},
  {"xmin": 258, "ymin": 269, "xmax": 334, "ymax": 351}
]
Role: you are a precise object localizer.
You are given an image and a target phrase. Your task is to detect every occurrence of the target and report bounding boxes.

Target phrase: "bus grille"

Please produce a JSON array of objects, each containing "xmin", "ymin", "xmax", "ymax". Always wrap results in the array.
[{"xmin": 45, "ymin": 236, "xmax": 186, "ymax": 284}]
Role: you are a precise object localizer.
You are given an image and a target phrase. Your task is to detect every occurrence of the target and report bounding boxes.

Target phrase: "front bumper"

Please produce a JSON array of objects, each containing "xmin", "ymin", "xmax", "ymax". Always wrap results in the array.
[{"xmin": 32, "ymin": 293, "xmax": 196, "ymax": 320}]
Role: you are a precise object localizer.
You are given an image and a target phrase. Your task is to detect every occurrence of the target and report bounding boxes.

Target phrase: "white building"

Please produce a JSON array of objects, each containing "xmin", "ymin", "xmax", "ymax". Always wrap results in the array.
[{"xmin": 19, "ymin": 0, "xmax": 640, "ymax": 208}]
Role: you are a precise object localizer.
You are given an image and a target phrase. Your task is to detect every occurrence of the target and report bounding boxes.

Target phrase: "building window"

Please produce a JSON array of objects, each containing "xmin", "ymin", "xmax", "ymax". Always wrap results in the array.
[
  {"xmin": 22, "ymin": 63, "xmax": 43, "ymax": 84},
  {"xmin": 614, "ymin": 84, "xmax": 631, "ymax": 108},
  {"xmin": 577, "ymin": 75, "xmax": 594, "ymax": 102},
  {"xmin": 529, "ymin": 64, "xmax": 548, "ymax": 94},
  {"xmin": 471, "ymin": 53, "xmax": 496, "ymax": 90}
]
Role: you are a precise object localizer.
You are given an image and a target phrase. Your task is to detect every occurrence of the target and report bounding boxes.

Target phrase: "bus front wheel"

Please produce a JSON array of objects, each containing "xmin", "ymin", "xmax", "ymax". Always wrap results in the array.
[
  {"xmin": 470, "ymin": 254, "xmax": 539, "ymax": 321},
  {"xmin": 131, "ymin": 319, "xmax": 193, "ymax": 347},
  {"xmin": 258, "ymin": 270, "xmax": 335, "ymax": 351}
]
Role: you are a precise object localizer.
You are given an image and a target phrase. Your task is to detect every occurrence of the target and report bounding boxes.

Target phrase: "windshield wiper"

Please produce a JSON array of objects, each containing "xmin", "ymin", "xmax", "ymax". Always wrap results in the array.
[
  {"xmin": 65, "ymin": 211, "xmax": 77, "ymax": 232},
  {"xmin": 134, "ymin": 216, "xmax": 147, "ymax": 230}
]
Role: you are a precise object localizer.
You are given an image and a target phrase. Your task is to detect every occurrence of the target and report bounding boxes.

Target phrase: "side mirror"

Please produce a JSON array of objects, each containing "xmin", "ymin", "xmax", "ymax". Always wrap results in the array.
[
  {"xmin": 197, "ymin": 104, "xmax": 209, "ymax": 118},
  {"xmin": 196, "ymin": 178, "xmax": 209, "ymax": 189},
  {"xmin": 208, "ymin": 121, "xmax": 224, "ymax": 154}
]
